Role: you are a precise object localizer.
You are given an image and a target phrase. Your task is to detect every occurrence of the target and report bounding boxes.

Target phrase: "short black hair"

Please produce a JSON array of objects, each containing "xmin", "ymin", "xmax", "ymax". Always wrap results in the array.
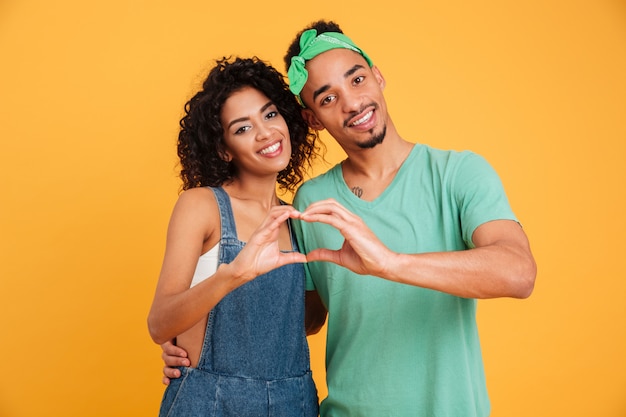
[{"xmin": 283, "ymin": 20, "xmax": 344, "ymax": 73}]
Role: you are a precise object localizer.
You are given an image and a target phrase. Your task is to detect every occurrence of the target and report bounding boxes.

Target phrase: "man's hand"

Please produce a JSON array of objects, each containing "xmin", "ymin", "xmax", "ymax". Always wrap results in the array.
[
  {"xmin": 300, "ymin": 198, "xmax": 392, "ymax": 277},
  {"xmin": 161, "ymin": 340, "xmax": 190, "ymax": 385}
]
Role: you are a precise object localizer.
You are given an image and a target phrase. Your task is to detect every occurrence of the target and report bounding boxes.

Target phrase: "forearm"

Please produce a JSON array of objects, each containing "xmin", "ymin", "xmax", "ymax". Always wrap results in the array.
[
  {"xmin": 148, "ymin": 263, "xmax": 239, "ymax": 344},
  {"xmin": 384, "ymin": 244, "xmax": 536, "ymax": 299}
]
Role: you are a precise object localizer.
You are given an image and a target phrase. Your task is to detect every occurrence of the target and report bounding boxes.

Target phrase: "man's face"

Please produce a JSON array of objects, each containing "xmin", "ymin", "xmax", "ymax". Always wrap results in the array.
[{"xmin": 300, "ymin": 48, "xmax": 388, "ymax": 150}]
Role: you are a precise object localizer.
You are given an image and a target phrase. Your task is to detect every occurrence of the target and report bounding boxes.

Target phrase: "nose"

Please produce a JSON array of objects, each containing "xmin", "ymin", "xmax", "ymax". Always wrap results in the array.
[
  {"xmin": 255, "ymin": 123, "xmax": 272, "ymax": 141},
  {"xmin": 341, "ymin": 88, "xmax": 364, "ymax": 113}
]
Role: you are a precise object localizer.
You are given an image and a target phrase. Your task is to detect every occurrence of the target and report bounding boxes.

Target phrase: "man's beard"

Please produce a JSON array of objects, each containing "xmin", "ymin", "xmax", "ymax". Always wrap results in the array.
[{"xmin": 358, "ymin": 125, "xmax": 386, "ymax": 149}]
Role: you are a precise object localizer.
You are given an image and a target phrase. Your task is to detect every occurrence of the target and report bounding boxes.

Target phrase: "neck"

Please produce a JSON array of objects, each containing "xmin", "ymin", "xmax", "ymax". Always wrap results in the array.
[
  {"xmin": 223, "ymin": 175, "xmax": 280, "ymax": 210},
  {"xmin": 339, "ymin": 124, "xmax": 414, "ymax": 201},
  {"xmin": 342, "ymin": 131, "xmax": 414, "ymax": 179}
]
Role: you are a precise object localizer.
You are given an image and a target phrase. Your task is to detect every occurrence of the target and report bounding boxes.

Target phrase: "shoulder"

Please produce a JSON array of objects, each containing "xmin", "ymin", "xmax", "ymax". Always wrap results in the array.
[
  {"xmin": 417, "ymin": 145, "xmax": 495, "ymax": 175},
  {"xmin": 175, "ymin": 187, "xmax": 217, "ymax": 210},
  {"xmin": 161, "ymin": 188, "xmax": 222, "ymax": 274},
  {"xmin": 413, "ymin": 143, "xmax": 479, "ymax": 163},
  {"xmin": 294, "ymin": 164, "xmax": 341, "ymax": 205},
  {"xmin": 169, "ymin": 187, "xmax": 220, "ymax": 234}
]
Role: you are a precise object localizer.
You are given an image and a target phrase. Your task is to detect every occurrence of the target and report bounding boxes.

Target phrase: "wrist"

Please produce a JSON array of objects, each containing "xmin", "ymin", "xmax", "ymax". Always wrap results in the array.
[
  {"xmin": 381, "ymin": 251, "xmax": 405, "ymax": 282},
  {"xmin": 216, "ymin": 261, "xmax": 251, "ymax": 291}
]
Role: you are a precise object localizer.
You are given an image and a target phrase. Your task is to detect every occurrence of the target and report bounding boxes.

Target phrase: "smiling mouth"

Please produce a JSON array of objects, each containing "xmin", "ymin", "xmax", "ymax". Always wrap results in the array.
[
  {"xmin": 259, "ymin": 141, "xmax": 281, "ymax": 155},
  {"xmin": 347, "ymin": 107, "xmax": 375, "ymax": 128}
]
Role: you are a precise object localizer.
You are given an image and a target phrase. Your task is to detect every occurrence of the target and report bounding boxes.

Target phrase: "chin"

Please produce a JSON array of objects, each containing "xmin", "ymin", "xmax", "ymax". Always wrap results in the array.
[{"xmin": 358, "ymin": 126, "xmax": 386, "ymax": 149}]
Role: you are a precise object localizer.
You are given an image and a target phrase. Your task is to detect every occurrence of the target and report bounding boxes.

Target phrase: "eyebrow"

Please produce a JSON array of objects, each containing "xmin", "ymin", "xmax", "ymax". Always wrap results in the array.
[
  {"xmin": 311, "ymin": 64, "xmax": 366, "ymax": 104},
  {"xmin": 226, "ymin": 100, "xmax": 274, "ymax": 129}
]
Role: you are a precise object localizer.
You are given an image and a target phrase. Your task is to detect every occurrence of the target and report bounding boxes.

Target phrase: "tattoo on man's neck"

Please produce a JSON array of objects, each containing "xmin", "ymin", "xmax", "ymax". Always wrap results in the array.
[{"xmin": 351, "ymin": 186, "xmax": 363, "ymax": 198}]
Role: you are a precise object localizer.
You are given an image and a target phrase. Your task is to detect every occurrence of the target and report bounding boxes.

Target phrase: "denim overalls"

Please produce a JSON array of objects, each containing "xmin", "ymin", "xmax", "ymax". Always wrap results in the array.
[{"xmin": 158, "ymin": 187, "xmax": 319, "ymax": 417}]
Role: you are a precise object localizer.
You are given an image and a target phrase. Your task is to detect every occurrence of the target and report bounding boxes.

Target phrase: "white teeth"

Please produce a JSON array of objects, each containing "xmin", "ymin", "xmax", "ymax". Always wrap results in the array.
[
  {"xmin": 351, "ymin": 111, "xmax": 373, "ymax": 126},
  {"xmin": 259, "ymin": 142, "xmax": 280, "ymax": 155}
]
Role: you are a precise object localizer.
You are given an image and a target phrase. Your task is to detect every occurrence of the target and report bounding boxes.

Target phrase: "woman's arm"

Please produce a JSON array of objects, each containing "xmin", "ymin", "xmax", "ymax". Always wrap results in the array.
[
  {"xmin": 147, "ymin": 188, "xmax": 227, "ymax": 345},
  {"xmin": 147, "ymin": 189, "xmax": 307, "ymax": 344}
]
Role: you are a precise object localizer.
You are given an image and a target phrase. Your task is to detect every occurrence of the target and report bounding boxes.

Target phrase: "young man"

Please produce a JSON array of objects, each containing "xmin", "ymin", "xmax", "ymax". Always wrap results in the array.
[{"xmin": 162, "ymin": 20, "xmax": 536, "ymax": 416}]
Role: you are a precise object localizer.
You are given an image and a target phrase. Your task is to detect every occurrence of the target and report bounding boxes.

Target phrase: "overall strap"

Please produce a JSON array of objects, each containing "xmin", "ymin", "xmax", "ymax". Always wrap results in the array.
[
  {"xmin": 210, "ymin": 187, "xmax": 237, "ymax": 241},
  {"xmin": 280, "ymin": 199, "xmax": 299, "ymax": 252}
]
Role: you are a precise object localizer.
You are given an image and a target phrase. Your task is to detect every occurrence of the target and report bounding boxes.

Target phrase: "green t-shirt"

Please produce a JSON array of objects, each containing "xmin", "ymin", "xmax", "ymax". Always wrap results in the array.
[{"xmin": 293, "ymin": 144, "xmax": 517, "ymax": 417}]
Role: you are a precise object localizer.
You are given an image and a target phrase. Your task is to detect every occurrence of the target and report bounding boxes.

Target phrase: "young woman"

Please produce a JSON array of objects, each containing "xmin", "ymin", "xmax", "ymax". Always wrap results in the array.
[{"xmin": 147, "ymin": 57, "xmax": 319, "ymax": 417}]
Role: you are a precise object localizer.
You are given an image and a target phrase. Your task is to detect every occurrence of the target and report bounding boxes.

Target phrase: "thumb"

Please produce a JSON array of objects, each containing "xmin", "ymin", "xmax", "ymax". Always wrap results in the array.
[
  {"xmin": 277, "ymin": 251, "xmax": 308, "ymax": 266},
  {"xmin": 306, "ymin": 248, "xmax": 341, "ymax": 264}
]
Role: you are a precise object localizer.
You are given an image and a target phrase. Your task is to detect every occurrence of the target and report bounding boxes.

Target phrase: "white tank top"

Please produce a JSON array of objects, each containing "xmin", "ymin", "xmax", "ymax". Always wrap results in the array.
[{"xmin": 190, "ymin": 244, "xmax": 219, "ymax": 287}]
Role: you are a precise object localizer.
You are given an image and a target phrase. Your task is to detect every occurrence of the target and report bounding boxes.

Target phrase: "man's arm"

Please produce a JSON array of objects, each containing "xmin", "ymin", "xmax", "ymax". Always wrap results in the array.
[
  {"xmin": 301, "ymin": 199, "xmax": 536, "ymax": 299},
  {"xmin": 305, "ymin": 290, "xmax": 327, "ymax": 335},
  {"xmin": 387, "ymin": 219, "xmax": 536, "ymax": 299},
  {"xmin": 160, "ymin": 340, "xmax": 190, "ymax": 385}
]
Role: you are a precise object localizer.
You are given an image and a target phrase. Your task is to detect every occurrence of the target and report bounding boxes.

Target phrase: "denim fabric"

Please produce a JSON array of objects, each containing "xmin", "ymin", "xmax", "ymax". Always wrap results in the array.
[{"xmin": 159, "ymin": 187, "xmax": 318, "ymax": 417}]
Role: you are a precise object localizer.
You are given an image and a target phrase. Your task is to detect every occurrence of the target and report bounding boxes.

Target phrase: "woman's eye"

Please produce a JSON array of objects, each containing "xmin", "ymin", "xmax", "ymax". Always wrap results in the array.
[
  {"xmin": 266, "ymin": 110, "xmax": 278, "ymax": 119},
  {"xmin": 234, "ymin": 126, "xmax": 250, "ymax": 135}
]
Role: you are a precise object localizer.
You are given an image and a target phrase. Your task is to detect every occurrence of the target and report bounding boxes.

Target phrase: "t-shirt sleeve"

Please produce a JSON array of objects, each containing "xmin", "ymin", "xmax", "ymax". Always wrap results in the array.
[{"xmin": 453, "ymin": 152, "xmax": 518, "ymax": 248}]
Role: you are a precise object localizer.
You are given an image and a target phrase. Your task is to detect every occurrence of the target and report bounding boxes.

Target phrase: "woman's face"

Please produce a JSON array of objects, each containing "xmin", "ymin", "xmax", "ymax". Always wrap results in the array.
[{"xmin": 220, "ymin": 86, "xmax": 292, "ymax": 178}]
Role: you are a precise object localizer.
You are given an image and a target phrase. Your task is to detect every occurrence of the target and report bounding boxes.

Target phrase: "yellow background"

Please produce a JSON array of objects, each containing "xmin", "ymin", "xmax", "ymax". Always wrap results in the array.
[{"xmin": 1, "ymin": 0, "xmax": 625, "ymax": 416}]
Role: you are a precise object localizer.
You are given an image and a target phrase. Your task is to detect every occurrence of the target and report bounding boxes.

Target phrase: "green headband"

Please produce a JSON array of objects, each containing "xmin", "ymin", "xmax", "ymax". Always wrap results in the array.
[{"xmin": 288, "ymin": 29, "xmax": 373, "ymax": 106}]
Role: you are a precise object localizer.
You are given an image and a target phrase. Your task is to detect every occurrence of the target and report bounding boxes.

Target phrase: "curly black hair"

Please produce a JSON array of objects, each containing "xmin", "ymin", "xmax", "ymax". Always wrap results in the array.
[
  {"xmin": 283, "ymin": 20, "xmax": 344, "ymax": 73},
  {"xmin": 177, "ymin": 56, "xmax": 318, "ymax": 193}
]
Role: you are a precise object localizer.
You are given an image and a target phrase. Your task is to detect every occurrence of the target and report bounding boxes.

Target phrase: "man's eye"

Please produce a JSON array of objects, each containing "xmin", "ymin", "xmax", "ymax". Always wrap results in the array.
[
  {"xmin": 321, "ymin": 95, "xmax": 335, "ymax": 106},
  {"xmin": 353, "ymin": 76, "xmax": 365, "ymax": 85}
]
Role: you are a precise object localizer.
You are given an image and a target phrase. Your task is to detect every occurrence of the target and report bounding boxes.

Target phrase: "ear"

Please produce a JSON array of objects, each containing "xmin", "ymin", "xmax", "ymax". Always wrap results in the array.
[
  {"xmin": 219, "ymin": 148, "xmax": 232, "ymax": 162},
  {"xmin": 302, "ymin": 108, "xmax": 325, "ymax": 131},
  {"xmin": 371, "ymin": 65, "xmax": 386, "ymax": 90}
]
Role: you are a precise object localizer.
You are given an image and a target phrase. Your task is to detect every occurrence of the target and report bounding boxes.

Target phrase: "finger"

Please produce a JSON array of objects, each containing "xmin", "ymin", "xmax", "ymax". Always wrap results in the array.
[
  {"xmin": 162, "ymin": 376, "xmax": 171, "ymax": 386},
  {"xmin": 248, "ymin": 219, "xmax": 289, "ymax": 246},
  {"xmin": 301, "ymin": 200, "xmax": 354, "ymax": 222},
  {"xmin": 252, "ymin": 208, "xmax": 302, "ymax": 242},
  {"xmin": 267, "ymin": 204, "xmax": 301, "ymax": 218},
  {"xmin": 254, "ymin": 206, "xmax": 294, "ymax": 232},
  {"xmin": 306, "ymin": 248, "xmax": 342, "ymax": 264},
  {"xmin": 266, "ymin": 208, "xmax": 296, "ymax": 228},
  {"xmin": 161, "ymin": 341, "xmax": 188, "ymax": 359},
  {"xmin": 162, "ymin": 351, "xmax": 190, "ymax": 367},
  {"xmin": 300, "ymin": 209, "xmax": 354, "ymax": 231},
  {"xmin": 163, "ymin": 365, "xmax": 182, "ymax": 379},
  {"xmin": 301, "ymin": 198, "xmax": 338, "ymax": 210},
  {"xmin": 277, "ymin": 251, "xmax": 307, "ymax": 266}
]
